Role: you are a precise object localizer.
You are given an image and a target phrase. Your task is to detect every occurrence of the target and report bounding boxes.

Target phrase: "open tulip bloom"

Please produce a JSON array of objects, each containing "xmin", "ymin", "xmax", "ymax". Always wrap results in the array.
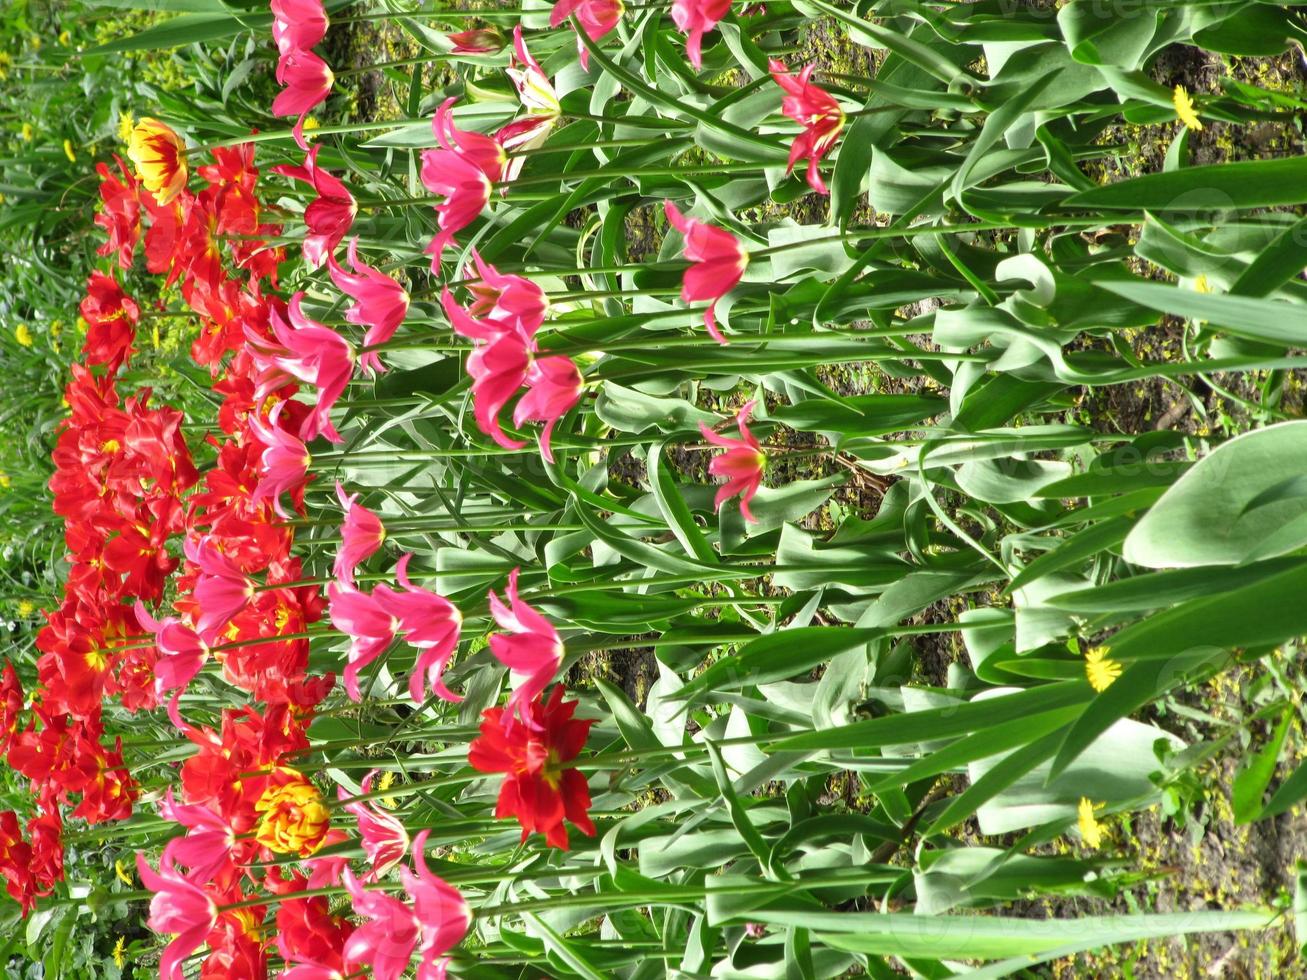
[
  {"xmin": 12, "ymin": 1, "xmax": 1296, "ymax": 976},
  {"xmin": 664, "ymin": 200, "xmax": 749, "ymax": 344}
]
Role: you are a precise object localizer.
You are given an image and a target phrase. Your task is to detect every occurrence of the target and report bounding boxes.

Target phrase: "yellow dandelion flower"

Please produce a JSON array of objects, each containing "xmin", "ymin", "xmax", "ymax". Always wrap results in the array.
[
  {"xmin": 112, "ymin": 936, "xmax": 126, "ymax": 969},
  {"xmin": 63, "ymin": 139, "xmax": 76, "ymax": 163},
  {"xmin": 49, "ymin": 319, "xmax": 63, "ymax": 337},
  {"xmin": 29, "ymin": 35, "xmax": 41, "ymax": 51},
  {"xmin": 1173, "ymin": 85, "xmax": 1203, "ymax": 131},
  {"xmin": 1084, "ymin": 645, "xmax": 1121, "ymax": 692},
  {"xmin": 20, "ymin": 122, "xmax": 33, "ymax": 142},
  {"xmin": 377, "ymin": 769, "xmax": 397, "ymax": 808},
  {"xmin": 15, "ymin": 324, "xmax": 33, "ymax": 347},
  {"xmin": 0, "ymin": 473, "xmax": 10, "ymax": 489},
  {"xmin": 114, "ymin": 858, "xmax": 133, "ymax": 886},
  {"xmin": 0, "ymin": 193, "xmax": 6, "ymax": 205},
  {"xmin": 76, "ymin": 315, "xmax": 88, "ymax": 335},
  {"xmin": 0, "ymin": 52, "xmax": 12, "ymax": 81},
  {"xmin": 117, "ymin": 111, "xmax": 135, "ymax": 146},
  {"xmin": 58, "ymin": 30, "xmax": 72, "ymax": 47},
  {"xmin": 1077, "ymin": 797, "xmax": 1105, "ymax": 849},
  {"xmin": 17, "ymin": 600, "xmax": 33, "ymax": 616},
  {"xmin": 1193, "ymin": 274, "xmax": 1211, "ymax": 294}
]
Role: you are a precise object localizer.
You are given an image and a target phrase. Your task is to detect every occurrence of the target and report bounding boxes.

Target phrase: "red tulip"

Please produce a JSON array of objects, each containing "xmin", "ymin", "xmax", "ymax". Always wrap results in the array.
[
  {"xmin": 326, "ymin": 237, "xmax": 410, "ymax": 374},
  {"xmin": 550, "ymin": 0, "xmax": 624, "ymax": 69},
  {"xmin": 403, "ymin": 831, "xmax": 471, "ymax": 978},
  {"xmin": 487, "ymin": 568, "xmax": 563, "ymax": 726},
  {"xmin": 79, "ymin": 271, "xmax": 140, "ymax": 370},
  {"xmin": 0, "ymin": 811, "xmax": 43, "ymax": 913},
  {"xmin": 274, "ymin": 47, "xmax": 334, "ymax": 148},
  {"xmin": 337, "ymin": 771, "xmax": 409, "ymax": 880},
  {"xmin": 699, "ymin": 399, "xmax": 765, "ymax": 523},
  {"xmin": 769, "ymin": 59, "xmax": 845, "ymax": 196},
  {"xmin": 663, "ymin": 200, "xmax": 748, "ymax": 344},
  {"xmin": 333, "ymin": 482, "xmax": 386, "ymax": 587},
  {"xmin": 671, "ymin": 0, "xmax": 731, "ymax": 69},
  {"xmin": 94, "ymin": 155, "xmax": 140, "ymax": 269},
  {"xmin": 468, "ymin": 686, "xmax": 595, "ymax": 849},
  {"xmin": 273, "ymin": 869, "xmax": 354, "ymax": 980},
  {"xmin": 136, "ymin": 851, "xmax": 219, "ymax": 980},
  {"xmin": 374, "ymin": 554, "xmax": 463, "ymax": 704},
  {"xmin": 514, "ymin": 355, "xmax": 584, "ymax": 463},
  {"xmin": 0, "ymin": 663, "xmax": 22, "ymax": 757},
  {"xmin": 272, "ymin": 145, "xmax": 357, "ymax": 269}
]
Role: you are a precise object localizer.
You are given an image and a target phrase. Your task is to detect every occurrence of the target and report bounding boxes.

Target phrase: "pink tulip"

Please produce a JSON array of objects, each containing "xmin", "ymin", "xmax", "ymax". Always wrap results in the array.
[
  {"xmin": 466, "ymin": 328, "xmax": 532, "ymax": 450},
  {"xmin": 282, "ymin": 967, "xmax": 345, "ymax": 980},
  {"xmin": 135, "ymin": 601, "xmax": 209, "ymax": 697},
  {"xmin": 446, "ymin": 27, "xmax": 504, "ymax": 53},
  {"xmin": 334, "ymin": 482, "xmax": 386, "ymax": 587},
  {"xmin": 551, "ymin": 0, "xmax": 624, "ymax": 69},
  {"xmin": 271, "ymin": 0, "xmax": 328, "ymax": 55},
  {"xmin": 403, "ymin": 831, "xmax": 471, "ymax": 979},
  {"xmin": 136, "ymin": 851, "xmax": 218, "ymax": 980},
  {"xmin": 183, "ymin": 534, "xmax": 256, "ymax": 642},
  {"xmin": 327, "ymin": 237, "xmax": 410, "ymax": 374},
  {"xmin": 306, "ymin": 829, "xmax": 351, "ymax": 889},
  {"xmin": 373, "ymin": 554, "xmax": 463, "ymax": 703},
  {"xmin": 328, "ymin": 583, "xmax": 399, "ymax": 701},
  {"xmin": 514, "ymin": 356, "xmax": 583, "ymax": 463},
  {"xmin": 342, "ymin": 869, "xmax": 420, "ymax": 980},
  {"xmin": 249, "ymin": 399, "xmax": 313, "ymax": 518},
  {"xmin": 337, "ymin": 771, "xmax": 409, "ymax": 880},
  {"xmin": 269, "ymin": 293, "xmax": 358, "ymax": 444},
  {"xmin": 274, "ymin": 47, "xmax": 335, "ymax": 148},
  {"xmin": 498, "ymin": 26, "xmax": 561, "ymax": 181},
  {"xmin": 664, "ymin": 200, "xmax": 749, "ymax": 344},
  {"xmin": 273, "ymin": 145, "xmax": 358, "ymax": 268},
  {"xmin": 769, "ymin": 59, "xmax": 845, "ymax": 196},
  {"xmin": 159, "ymin": 789, "xmax": 237, "ymax": 887},
  {"xmin": 465, "ymin": 250, "xmax": 549, "ymax": 337},
  {"xmin": 671, "ymin": 0, "xmax": 731, "ymax": 69},
  {"xmin": 699, "ymin": 399, "xmax": 765, "ymax": 523},
  {"xmin": 420, "ymin": 99, "xmax": 505, "ymax": 265},
  {"xmin": 487, "ymin": 568, "xmax": 564, "ymax": 726}
]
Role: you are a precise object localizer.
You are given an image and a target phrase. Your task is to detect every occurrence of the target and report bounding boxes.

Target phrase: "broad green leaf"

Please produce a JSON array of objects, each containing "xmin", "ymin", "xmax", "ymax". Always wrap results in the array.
[
  {"xmin": 1123, "ymin": 421, "xmax": 1307, "ymax": 567},
  {"xmin": 1066, "ymin": 157, "xmax": 1307, "ymax": 209}
]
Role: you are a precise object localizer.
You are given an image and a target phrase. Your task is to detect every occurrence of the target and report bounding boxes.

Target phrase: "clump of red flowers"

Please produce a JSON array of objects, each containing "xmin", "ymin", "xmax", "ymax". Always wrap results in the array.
[{"xmin": 470, "ymin": 685, "xmax": 596, "ymax": 849}]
